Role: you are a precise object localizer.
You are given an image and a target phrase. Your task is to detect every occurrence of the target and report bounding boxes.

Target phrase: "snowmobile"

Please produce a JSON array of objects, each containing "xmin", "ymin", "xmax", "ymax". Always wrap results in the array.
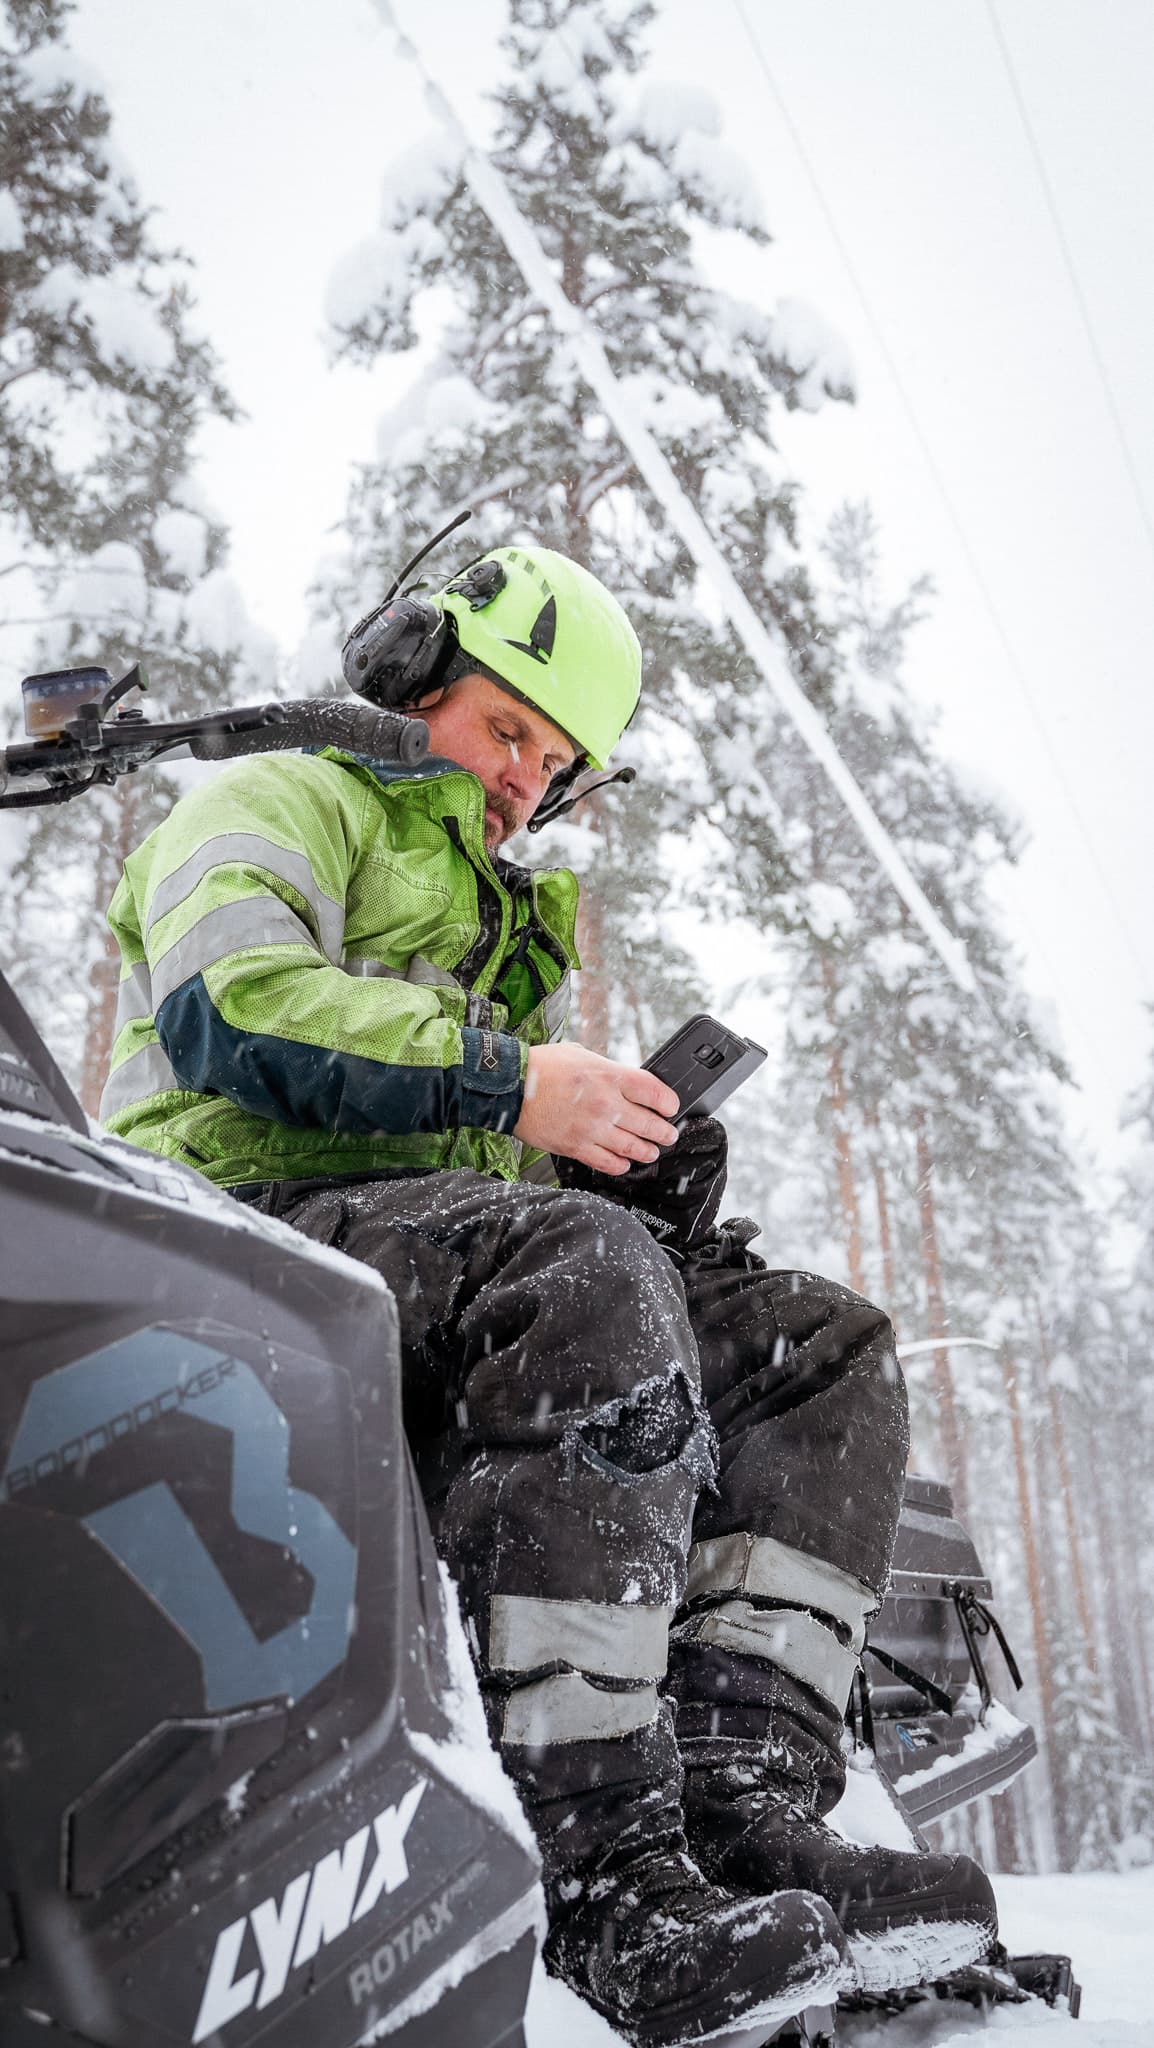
[{"xmin": 0, "ymin": 669, "xmax": 1079, "ymax": 2045}]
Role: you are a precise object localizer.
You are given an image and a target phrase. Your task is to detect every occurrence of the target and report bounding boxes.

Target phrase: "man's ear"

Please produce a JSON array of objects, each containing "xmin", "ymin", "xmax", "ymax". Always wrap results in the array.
[{"xmin": 411, "ymin": 682, "xmax": 452, "ymax": 712}]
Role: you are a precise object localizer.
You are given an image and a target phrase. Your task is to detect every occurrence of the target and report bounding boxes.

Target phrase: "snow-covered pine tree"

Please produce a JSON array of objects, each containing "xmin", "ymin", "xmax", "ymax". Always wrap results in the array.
[
  {"xmin": 1, "ymin": 556, "xmax": 275, "ymax": 1106},
  {"xmin": 744, "ymin": 508, "xmax": 1056, "ymax": 1479},
  {"xmin": 318, "ymin": 0, "xmax": 852, "ymax": 1055},
  {"xmin": 759, "ymin": 503, "xmax": 1152, "ymax": 1867},
  {"xmin": 0, "ymin": 0, "xmax": 273, "ymax": 1103},
  {"xmin": 1023, "ymin": 1201, "xmax": 1153, "ymax": 1868},
  {"xmin": 1117, "ymin": 1024, "xmax": 1154, "ymax": 1750},
  {"xmin": 314, "ymin": 0, "xmax": 1150, "ymax": 1864},
  {"xmin": 0, "ymin": 0, "xmax": 230, "ymax": 585}
]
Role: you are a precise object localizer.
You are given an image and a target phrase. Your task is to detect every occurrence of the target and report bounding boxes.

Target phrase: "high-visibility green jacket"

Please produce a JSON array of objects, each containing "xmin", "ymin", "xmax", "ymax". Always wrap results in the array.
[{"xmin": 100, "ymin": 747, "xmax": 581, "ymax": 1188}]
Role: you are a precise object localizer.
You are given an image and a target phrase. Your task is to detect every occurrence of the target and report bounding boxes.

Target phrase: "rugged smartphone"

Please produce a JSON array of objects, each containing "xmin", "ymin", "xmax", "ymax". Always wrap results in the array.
[{"xmin": 643, "ymin": 1013, "xmax": 767, "ymax": 1121}]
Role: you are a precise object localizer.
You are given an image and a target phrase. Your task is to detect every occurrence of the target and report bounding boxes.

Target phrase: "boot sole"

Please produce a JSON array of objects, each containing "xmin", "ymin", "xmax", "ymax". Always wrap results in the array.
[{"xmin": 848, "ymin": 1914, "xmax": 994, "ymax": 1994}]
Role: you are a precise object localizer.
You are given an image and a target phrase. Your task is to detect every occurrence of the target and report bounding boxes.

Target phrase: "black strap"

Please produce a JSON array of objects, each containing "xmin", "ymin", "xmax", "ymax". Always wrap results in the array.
[
  {"xmin": 850, "ymin": 1664, "xmax": 876, "ymax": 1750},
  {"xmin": 952, "ymin": 1584, "xmax": 1024, "ymax": 1707},
  {"xmin": 864, "ymin": 1642, "xmax": 954, "ymax": 1717},
  {"xmin": 496, "ymin": 911, "xmax": 548, "ymax": 1006}
]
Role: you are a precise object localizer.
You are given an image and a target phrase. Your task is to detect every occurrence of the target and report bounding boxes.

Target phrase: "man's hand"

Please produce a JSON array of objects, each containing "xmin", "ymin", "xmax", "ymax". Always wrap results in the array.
[{"xmin": 514, "ymin": 1042, "xmax": 679, "ymax": 1173}]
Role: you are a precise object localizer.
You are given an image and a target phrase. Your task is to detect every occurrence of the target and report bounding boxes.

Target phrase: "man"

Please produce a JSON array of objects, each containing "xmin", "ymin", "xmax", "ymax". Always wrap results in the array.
[{"xmin": 101, "ymin": 545, "xmax": 995, "ymax": 2045}]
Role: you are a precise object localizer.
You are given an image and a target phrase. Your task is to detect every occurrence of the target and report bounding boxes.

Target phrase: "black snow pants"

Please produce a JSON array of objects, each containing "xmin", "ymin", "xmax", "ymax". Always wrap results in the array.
[{"xmin": 246, "ymin": 1171, "xmax": 908, "ymax": 1715}]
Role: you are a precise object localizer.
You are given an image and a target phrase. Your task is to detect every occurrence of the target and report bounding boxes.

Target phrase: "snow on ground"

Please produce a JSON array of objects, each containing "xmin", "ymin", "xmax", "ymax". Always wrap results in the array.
[
  {"xmin": 526, "ymin": 1960, "xmax": 622, "ymax": 2047},
  {"xmin": 525, "ymin": 1870, "xmax": 1154, "ymax": 2046},
  {"xmin": 991, "ymin": 1871, "xmax": 1154, "ymax": 2035}
]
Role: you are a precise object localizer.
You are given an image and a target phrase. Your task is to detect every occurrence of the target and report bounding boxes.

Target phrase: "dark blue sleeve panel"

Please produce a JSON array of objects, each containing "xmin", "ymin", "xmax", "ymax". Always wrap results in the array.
[{"xmin": 154, "ymin": 975, "xmax": 526, "ymax": 1137}]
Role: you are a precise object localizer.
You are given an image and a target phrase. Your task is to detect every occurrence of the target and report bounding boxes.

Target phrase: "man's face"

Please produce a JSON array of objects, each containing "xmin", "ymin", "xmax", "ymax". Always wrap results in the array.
[{"xmin": 416, "ymin": 673, "xmax": 577, "ymax": 850}]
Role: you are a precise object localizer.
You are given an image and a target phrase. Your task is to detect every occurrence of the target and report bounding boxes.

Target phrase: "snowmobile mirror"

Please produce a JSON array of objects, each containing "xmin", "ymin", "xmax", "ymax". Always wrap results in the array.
[
  {"xmin": 22, "ymin": 665, "xmax": 113, "ymax": 739},
  {"xmin": 99, "ymin": 662, "xmax": 149, "ymax": 717}
]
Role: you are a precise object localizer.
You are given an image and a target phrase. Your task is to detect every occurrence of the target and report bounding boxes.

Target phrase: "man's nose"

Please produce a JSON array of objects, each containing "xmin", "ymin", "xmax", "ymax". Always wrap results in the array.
[{"xmin": 499, "ymin": 748, "xmax": 550, "ymax": 800}]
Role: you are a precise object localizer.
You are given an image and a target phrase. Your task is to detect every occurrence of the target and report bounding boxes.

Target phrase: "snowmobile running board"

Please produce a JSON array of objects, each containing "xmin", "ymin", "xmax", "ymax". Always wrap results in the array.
[
  {"xmin": 864, "ymin": 1474, "xmax": 1038, "ymax": 1826},
  {"xmin": 837, "ymin": 1943, "xmax": 1082, "ymax": 2025},
  {"xmin": 757, "ymin": 1950, "xmax": 1082, "ymax": 2043}
]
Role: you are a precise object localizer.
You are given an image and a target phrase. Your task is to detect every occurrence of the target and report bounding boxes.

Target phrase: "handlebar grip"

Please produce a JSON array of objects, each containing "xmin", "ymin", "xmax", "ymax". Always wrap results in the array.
[{"xmin": 189, "ymin": 700, "xmax": 429, "ymax": 767}]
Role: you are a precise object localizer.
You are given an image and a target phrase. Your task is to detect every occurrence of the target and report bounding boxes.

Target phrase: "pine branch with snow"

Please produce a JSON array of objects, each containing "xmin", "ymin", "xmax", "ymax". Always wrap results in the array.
[
  {"xmin": 0, "ymin": 0, "xmax": 275, "ymax": 1104},
  {"xmin": 318, "ymin": 0, "xmax": 853, "ymax": 1048}
]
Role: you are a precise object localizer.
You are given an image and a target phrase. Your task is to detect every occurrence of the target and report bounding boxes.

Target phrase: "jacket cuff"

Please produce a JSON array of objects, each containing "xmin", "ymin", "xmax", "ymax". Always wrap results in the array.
[{"xmin": 459, "ymin": 1026, "xmax": 527, "ymax": 1134}]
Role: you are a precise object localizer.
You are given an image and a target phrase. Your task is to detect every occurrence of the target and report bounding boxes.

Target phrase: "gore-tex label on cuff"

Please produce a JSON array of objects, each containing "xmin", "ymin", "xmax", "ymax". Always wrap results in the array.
[{"xmin": 460, "ymin": 1023, "xmax": 522, "ymax": 1098}]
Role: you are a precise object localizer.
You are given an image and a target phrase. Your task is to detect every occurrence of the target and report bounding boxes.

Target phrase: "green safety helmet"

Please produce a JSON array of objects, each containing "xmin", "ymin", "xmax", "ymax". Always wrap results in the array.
[{"xmin": 434, "ymin": 546, "xmax": 641, "ymax": 770}]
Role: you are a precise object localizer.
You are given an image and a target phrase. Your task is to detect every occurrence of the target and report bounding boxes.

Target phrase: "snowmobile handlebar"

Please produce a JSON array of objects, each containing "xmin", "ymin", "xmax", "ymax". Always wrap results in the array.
[
  {"xmin": 186, "ymin": 698, "xmax": 428, "ymax": 766},
  {"xmin": 0, "ymin": 689, "xmax": 429, "ymax": 810}
]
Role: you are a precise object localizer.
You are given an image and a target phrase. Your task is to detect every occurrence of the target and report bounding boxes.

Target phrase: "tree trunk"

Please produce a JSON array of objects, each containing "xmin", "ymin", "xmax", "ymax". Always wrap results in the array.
[
  {"xmin": 1000, "ymin": 1338, "xmax": 1059, "ymax": 1867},
  {"xmin": 989, "ymin": 1780, "xmax": 1026, "ymax": 1874},
  {"xmin": 912, "ymin": 1105, "xmax": 968, "ymax": 1519},
  {"xmin": 1033, "ymin": 1303, "xmax": 1096, "ymax": 1671},
  {"xmin": 79, "ymin": 784, "xmax": 137, "ymax": 1117},
  {"xmin": 1028, "ymin": 1381, "xmax": 1079, "ymax": 1867},
  {"xmin": 1084, "ymin": 1421, "xmax": 1154, "ymax": 1757},
  {"xmin": 864, "ymin": 1109, "xmax": 896, "ymax": 1307},
  {"xmin": 1109, "ymin": 1412, "xmax": 1154, "ymax": 1757},
  {"xmin": 820, "ymin": 952, "xmax": 865, "ymax": 1293}
]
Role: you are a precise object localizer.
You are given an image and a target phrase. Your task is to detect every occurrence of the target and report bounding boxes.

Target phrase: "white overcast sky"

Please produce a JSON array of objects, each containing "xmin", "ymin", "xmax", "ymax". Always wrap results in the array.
[{"xmin": 62, "ymin": 0, "xmax": 1154, "ymax": 1171}]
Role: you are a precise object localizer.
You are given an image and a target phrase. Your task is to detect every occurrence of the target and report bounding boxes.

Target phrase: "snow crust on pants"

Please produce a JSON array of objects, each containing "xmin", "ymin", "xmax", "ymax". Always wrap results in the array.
[{"xmin": 278, "ymin": 1171, "xmax": 908, "ymax": 1642}]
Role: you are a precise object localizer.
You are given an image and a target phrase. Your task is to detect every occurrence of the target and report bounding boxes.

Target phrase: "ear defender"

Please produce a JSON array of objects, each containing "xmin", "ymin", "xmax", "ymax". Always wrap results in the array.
[{"xmin": 341, "ymin": 594, "xmax": 457, "ymax": 710}]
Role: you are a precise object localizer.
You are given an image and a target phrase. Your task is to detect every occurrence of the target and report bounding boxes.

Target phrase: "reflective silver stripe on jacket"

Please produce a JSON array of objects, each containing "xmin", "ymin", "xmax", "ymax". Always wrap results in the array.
[
  {"xmin": 686, "ymin": 1532, "xmax": 873, "ymax": 1641},
  {"xmin": 346, "ymin": 952, "xmax": 569, "ymax": 1046},
  {"xmin": 673, "ymin": 1601, "xmax": 858, "ymax": 1712},
  {"xmin": 150, "ymin": 898, "xmax": 323, "ymax": 1010},
  {"xmin": 144, "ymin": 832, "xmax": 346, "ymax": 964},
  {"xmin": 343, "ymin": 953, "xmax": 464, "ymax": 989},
  {"xmin": 489, "ymin": 1594, "xmax": 671, "ymax": 1681},
  {"xmin": 100, "ymin": 1040, "xmax": 181, "ymax": 1120},
  {"xmin": 502, "ymin": 1673, "xmax": 660, "ymax": 1746},
  {"xmin": 112, "ymin": 961, "xmax": 154, "ymax": 1033}
]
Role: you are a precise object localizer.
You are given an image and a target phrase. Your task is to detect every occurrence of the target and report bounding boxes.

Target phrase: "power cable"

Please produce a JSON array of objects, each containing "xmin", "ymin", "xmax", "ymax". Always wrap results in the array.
[
  {"xmin": 375, "ymin": 0, "xmax": 993, "ymax": 998},
  {"xmin": 731, "ymin": 0, "xmax": 1154, "ymax": 999},
  {"xmin": 985, "ymin": 0, "xmax": 1154, "ymax": 569}
]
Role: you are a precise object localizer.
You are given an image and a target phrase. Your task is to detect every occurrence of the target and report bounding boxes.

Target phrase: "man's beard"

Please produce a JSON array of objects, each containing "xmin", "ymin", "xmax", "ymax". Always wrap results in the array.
[{"xmin": 483, "ymin": 789, "xmax": 521, "ymax": 848}]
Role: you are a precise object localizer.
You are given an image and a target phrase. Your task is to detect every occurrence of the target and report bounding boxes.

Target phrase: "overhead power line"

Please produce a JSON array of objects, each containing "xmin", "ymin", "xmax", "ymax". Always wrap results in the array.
[
  {"xmin": 374, "ymin": 0, "xmax": 979, "ymax": 997},
  {"xmin": 731, "ymin": 0, "xmax": 1153, "ymax": 999},
  {"xmin": 985, "ymin": 0, "xmax": 1154, "ymax": 570}
]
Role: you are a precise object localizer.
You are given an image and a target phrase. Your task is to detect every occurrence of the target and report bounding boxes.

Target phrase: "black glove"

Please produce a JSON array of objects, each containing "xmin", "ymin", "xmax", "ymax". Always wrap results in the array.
[{"xmin": 555, "ymin": 1115, "xmax": 728, "ymax": 1256}]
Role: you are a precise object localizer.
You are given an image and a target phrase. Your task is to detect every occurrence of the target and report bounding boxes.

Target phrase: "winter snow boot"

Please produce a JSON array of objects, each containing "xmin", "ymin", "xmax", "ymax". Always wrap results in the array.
[
  {"xmin": 671, "ymin": 1631, "xmax": 998, "ymax": 1997},
  {"xmin": 505, "ymin": 1699, "xmax": 852, "ymax": 2044}
]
